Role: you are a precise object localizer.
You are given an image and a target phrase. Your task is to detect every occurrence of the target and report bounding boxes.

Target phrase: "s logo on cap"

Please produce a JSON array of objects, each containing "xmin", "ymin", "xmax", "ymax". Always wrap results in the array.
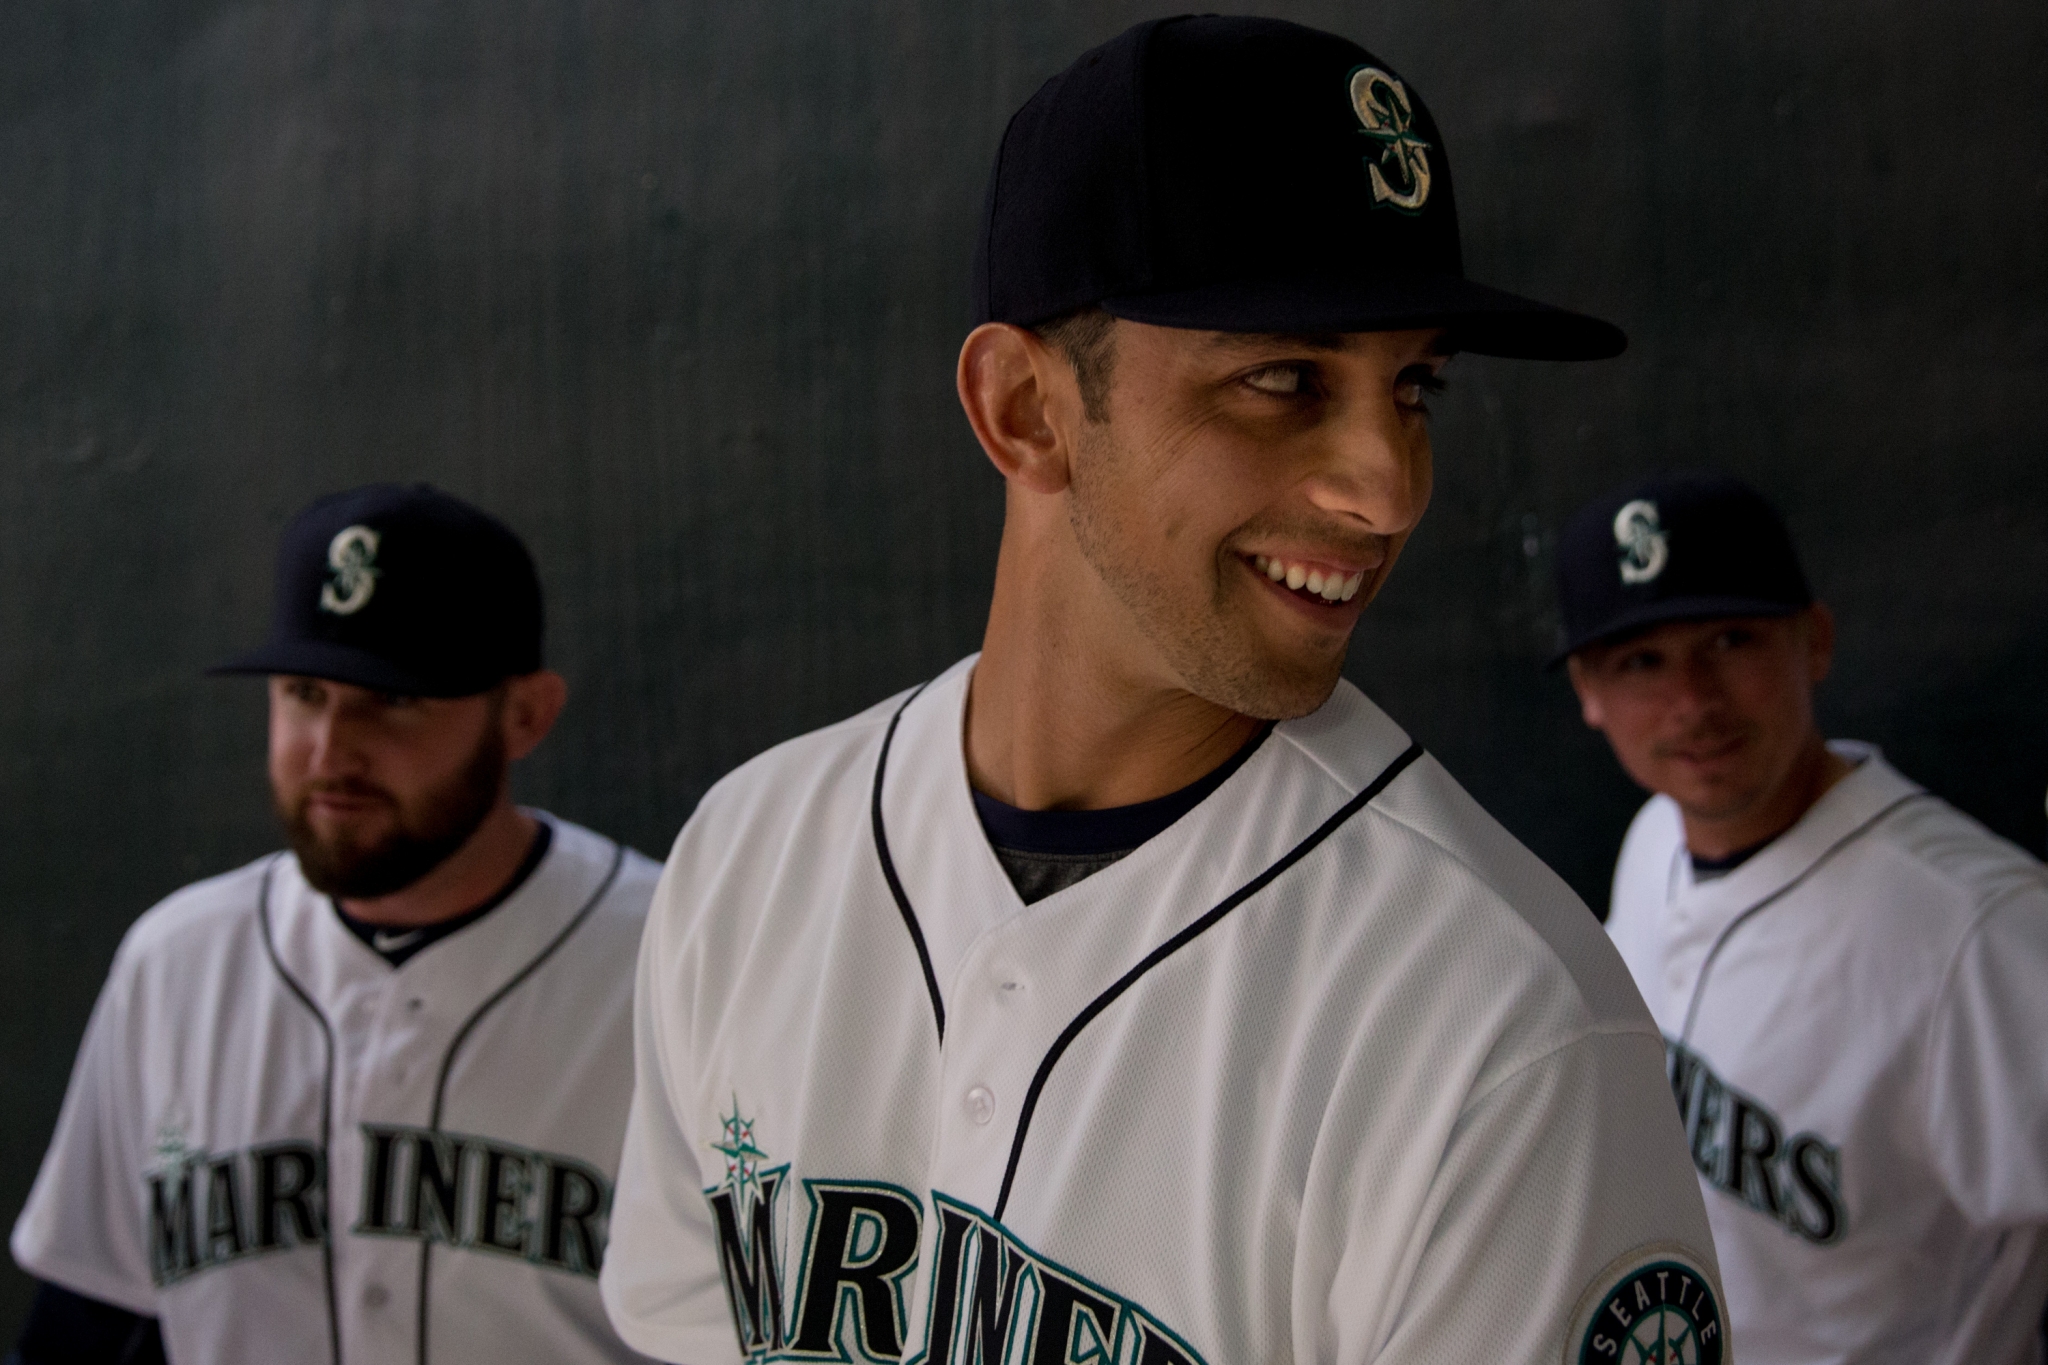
[
  {"xmin": 319, "ymin": 525, "xmax": 381, "ymax": 616},
  {"xmin": 1349, "ymin": 67, "xmax": 1431, "ymax": 212},
  {"xmin": 1613, "ymin": 500, "xmax": 1669, "ymax": 586}
]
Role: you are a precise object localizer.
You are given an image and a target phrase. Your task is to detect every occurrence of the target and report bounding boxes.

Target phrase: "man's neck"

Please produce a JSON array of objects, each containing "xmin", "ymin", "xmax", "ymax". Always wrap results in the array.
[
  {"xmin": 338, "ymin": 802, "xmax": 540, "ymax": 929},
  {"xmin": 1680, "ymin": 737, "xmax": 1856, "ymax": 862},
  {"xmin": 966, "ymin": 543, "xmax": 1263, "ymax": 812}
]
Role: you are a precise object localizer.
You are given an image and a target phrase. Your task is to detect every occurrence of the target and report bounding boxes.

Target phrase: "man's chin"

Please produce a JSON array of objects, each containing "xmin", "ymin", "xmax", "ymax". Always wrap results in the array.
[
  {"xmin": 1182, "ymin": 644, "xmax": 1347, "ymax": 723},
  {"xmin": 286, "ymin": 819, "xmax": 463, "ymax": 900}
]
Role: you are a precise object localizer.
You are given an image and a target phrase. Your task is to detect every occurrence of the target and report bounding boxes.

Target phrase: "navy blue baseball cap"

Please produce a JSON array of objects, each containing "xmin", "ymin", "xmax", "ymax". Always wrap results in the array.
[
  {"xmin": 1552, "ymin": 472, "xmax": 1813, "ymax": 664},
  {"xmin": 973, "ymin": 15, "xmax": 1625, "ymax": 360},
  {"xmin": 213, "ymin": 484, "xmax": 544, "ymax": 697}
]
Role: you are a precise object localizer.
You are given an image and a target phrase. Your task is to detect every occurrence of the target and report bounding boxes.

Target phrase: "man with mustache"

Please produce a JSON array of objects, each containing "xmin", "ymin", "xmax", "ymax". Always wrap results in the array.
[
  {"xmin": 1560, "ymin": 471, "xmax": 2048, "ymax": 1363},
  {"xmin": 11, "ymin": 484, "xmax": 662, "ymax": 1364},
  {"xmin": 602, "ymin": 18, "xmax": 1720, "ymax": 1365}
]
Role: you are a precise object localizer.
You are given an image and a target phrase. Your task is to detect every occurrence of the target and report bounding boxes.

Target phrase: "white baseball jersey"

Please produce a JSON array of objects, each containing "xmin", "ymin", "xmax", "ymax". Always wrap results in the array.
[
  {"xmin": 11, "ymin": 813, "xmax": 663, "ymax": 1365},
  {"xmin": 602, "ymin": 656, "xmax": 1723, "ymax": 1365},
  {"xmin": 1606, "ymin": 742, "xmax": 2048, "ymax": 1365}
]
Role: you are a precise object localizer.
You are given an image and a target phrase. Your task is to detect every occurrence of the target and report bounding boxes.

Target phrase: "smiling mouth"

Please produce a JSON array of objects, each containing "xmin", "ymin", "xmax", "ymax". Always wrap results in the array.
[
  {"xmin": 303, "ymin": 784, "xmax": 397, "ymax": 815},
  {"xmin": 1661, "ymin": 733, "xmax": 1749, "ymax": 764},
  {"xmin": 1249, "ymin": 554, "xmax": 1366, "ymax": 605}
]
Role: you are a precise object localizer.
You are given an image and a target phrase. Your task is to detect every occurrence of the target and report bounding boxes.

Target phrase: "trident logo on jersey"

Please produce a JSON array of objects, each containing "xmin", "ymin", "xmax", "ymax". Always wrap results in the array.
[
  {"xmin": 704, "ymin": 1103, "xmax": 926, "ymax": 1364},
  {"xmin": 1348, "ymin": 67, "xmax": 1432, "ymax": 212},
  {"xmin": 1613, "ymin": 500, "xmax": 1670, "ymax": 586},
  {"xmin": 319, "ymin": 524, "xmax": 381, "ymax": 615},
  {"xmin": 707, "ymin": 1102, "xmax": 791, "ymax": 1357}
]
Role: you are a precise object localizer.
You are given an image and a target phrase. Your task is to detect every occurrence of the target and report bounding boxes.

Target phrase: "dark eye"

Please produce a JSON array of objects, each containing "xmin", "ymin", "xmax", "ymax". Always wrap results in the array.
[
  {"xmin": 1395, "ymin": 364, "xmax": 1447, "ymax": 410},
  {"xmin": 1616, "ymin": 649, "xmax": 1661, "ymax": 674},
  {"xmin": 1242, "ymin": 364, "xmax": 1309, "ymax": 395},
  {"xmin": 1713, "ymin": 628, "xmax": 1756, "ymax": 651}
]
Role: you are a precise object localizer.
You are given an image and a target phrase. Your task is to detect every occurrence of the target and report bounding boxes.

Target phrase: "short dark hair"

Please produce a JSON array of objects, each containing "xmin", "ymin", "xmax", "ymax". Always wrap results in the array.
[{"xmin": 1030, "ymin": 307, "xmax": 1117, "ymax": 423}]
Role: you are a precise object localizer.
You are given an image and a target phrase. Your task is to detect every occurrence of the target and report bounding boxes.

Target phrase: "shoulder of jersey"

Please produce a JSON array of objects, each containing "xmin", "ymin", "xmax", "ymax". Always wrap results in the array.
[
  {"xmin": 107, "ymin": 854, "xmax": 286, "ymax": 971},
  {"xmin": 662, "ymin": 676, "xmax": 925, "ymax": 858},
  {"xmin": 1283, "ymin": 680, "xmax": 1656, "ymax": 1035},
  {"xmin": 1611, "ymin": 794, "xmax": 1685, "ymax": 888},
  {"xmin": 539, "ymin": 812, "xmax": 663, "ymax": 916},
  {"xmin": 1856, "ymin": 771, "xmax": 2048, "ymax": 921}
]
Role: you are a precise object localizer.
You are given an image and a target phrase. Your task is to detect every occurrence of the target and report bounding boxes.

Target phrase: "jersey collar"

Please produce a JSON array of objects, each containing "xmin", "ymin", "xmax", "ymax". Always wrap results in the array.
[
  {"xmin": 875, "ymin": 657, "xmax": 1420, "ymax": 1018},
  {"xmin": 1664, "ymin": 744, "xmax": 1926, "ymax": 939},
  {"xmin": 264, "ymin": 815, "xmax": 615, "ymax": 1022}
]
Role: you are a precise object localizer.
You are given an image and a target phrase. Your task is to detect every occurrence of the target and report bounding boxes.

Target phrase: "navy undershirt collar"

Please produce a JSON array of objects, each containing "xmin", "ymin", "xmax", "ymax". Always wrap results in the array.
[
  {"xmin": 333, "ymin": 820, "xmax": 553, "ymax": 968},
  {"xmin": 1689, "ymin": 835, "xmax": 1771, "ymax": 878},
  {"xmin": 973, "ymin": 723, "xmax": 1274, "ymax": 856}
]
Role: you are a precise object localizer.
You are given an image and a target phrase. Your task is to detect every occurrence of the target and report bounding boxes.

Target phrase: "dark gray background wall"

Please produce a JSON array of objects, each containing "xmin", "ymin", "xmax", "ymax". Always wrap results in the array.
[{"xmin": 3, "ymin": 0, "xmax": 2043, "ymax": 1340}]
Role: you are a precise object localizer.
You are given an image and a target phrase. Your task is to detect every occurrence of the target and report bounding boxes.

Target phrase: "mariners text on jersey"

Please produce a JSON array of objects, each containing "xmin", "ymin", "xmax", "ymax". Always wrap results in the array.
[
  {"xmin": 601, "ymin": 657, "xmax": 1723, "ymax": 1365},
  {"xmin": 11, "ymin": 816, "xmax": 664, "ymax": 1365}
]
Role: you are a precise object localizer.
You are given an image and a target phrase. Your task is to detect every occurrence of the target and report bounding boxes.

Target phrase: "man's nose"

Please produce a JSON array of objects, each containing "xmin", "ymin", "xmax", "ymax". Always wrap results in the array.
[
  {"xmin": 303, "ymin": 705, "xmax": 363, "ymax": 775},
  {"xmin": 1673, "ymin": 652, "xmax": 1732, "ymax": 712},
  {"xmin": 1300, "ymin": 392, "xmax": 1429, "ymax": 536}
]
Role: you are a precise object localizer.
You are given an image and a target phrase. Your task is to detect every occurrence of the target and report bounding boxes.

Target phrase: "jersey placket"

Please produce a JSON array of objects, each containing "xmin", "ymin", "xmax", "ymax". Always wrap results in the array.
[{"xmin": 321, "ymin": 914, "xmax": 438, "ymax": 1361}]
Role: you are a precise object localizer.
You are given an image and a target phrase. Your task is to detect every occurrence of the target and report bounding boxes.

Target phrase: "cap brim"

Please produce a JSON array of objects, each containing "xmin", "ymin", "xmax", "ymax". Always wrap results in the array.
[
  {"xmin": 209, "ymin": 640, "xmax": 485, "ymax": 698},
  {"xmin": 1546, "ymin": 595, "xmax": 1809, "ymax": 669},
  {"xmin": 1101, "ymin": 273, "xmax": 1624, "ymax": 360}
]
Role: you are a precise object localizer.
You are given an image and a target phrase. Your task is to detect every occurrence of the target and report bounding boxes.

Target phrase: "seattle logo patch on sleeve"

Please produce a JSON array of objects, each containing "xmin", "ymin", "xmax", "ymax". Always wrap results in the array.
[{"xmin": 1567, "ymin": 1245, "xmax": 1724, "ymax": 1365}]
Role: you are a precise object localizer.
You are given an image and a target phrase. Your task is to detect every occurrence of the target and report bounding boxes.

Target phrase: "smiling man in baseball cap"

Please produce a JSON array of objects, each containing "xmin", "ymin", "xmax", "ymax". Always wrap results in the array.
[
  {"xmin": 604, "ymin": 18, "xmax": 1720, "ymax": 1365},
  {"xmin": 1558, "ymin": 471, "xmax": 2048, "ymax": 1363},
  {"xmin": 12, "ymin": 484, "xmax": 663, "ymax": 1365}
]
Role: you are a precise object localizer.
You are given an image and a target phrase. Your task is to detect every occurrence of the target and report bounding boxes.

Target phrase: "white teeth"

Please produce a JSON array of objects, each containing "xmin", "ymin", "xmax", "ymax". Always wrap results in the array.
[{"xmin": 1259, "ymin": 555, "xmax": 1366, "ymax": 603}]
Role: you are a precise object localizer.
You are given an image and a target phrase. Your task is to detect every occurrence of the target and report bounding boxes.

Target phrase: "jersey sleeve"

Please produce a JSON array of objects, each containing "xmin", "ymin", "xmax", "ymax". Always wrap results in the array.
[
  {"xmin": 598, "ymin": 873, "xmax": 740, "ymax": 1364},
  {"xmin": 9, "ymin": 946, "xmax": 160, "ymax": 1315},
  {"xmin": 1922, "ymin": 884, "xmax": 2048, "ymax": 1226},
  {"xmin": 1330, "ymin": 1027, "xmax": 1724, "ymax": 1365}
]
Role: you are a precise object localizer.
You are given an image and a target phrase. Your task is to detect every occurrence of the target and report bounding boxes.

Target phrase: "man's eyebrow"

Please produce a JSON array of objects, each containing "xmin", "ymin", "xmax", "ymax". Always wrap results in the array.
[
  {"xmin": 1199, "ymin": 331, "xmax": 1351, "ymax": 354},
  {"xmin": 1198, "ymin": 330, "xmax": 1457, "ymax": 356}
]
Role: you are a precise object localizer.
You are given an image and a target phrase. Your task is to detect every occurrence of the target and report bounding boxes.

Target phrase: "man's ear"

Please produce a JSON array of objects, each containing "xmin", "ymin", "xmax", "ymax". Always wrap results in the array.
[
  {"xmin": 1804, "ymin": 603, "xmax": 1836, "ymax": 685},
  {"xmin": 501, "ymin": 670, "xmax": 569, "ymax": 761},
  {"xmin": 955, "ymin": 323, "xmax": 1083, "ymax": 495},
  {"xmin": 1565, "ymin": 655, "xmax": 1607, "ymax": 730}
]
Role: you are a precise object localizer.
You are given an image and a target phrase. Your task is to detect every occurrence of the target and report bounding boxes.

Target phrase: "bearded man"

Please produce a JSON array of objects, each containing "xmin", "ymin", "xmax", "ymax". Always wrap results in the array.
[{"xmin": 11, "ymin": 484, "xmax": 662, "ymax": 1365}]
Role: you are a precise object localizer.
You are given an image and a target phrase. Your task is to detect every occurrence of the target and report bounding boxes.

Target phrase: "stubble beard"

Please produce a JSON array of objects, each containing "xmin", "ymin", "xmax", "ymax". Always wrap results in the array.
[
  {"xmin": 1066, "ymin": 424, "xmax": 1350, "ymax": 722},
  {"xmin": 279, "ymin": 727, "xmax": 507, "ymax": 899}
]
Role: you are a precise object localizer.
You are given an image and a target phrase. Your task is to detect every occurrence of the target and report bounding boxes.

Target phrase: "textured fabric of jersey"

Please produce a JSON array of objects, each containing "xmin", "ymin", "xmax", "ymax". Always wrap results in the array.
[
  {"xmin": 1607, "ymin": 743, "xmax": 2048, "ymax": 1365},
  {"xmin": 11, "ymin": 815, "xmax": 663, "ymax": 1365},
  {"xmin": 602, "ymin": 657, "xmax": 1720, "ymax": 1365}
]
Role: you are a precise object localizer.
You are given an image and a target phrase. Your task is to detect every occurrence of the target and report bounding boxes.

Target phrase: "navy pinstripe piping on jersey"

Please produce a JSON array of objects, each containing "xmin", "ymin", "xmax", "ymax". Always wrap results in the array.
[
  {"xmin": 1678, "ymin": 791, "xmax": 1932, "ymax": 1046},
  {"xmin": 415, "ymin": 836, "xmax": 626, "ymax": 1365},
  {"xmin": 992, "ymin": 738, "xmax": 1426, "ymax": 1220},
  {"xmin": 872, "ymin": 682, "xmax": 946, "ymax": 1042},
  {"xmin": 256, "ymin": 856, "xmax": 345, "ymax": 1365}
]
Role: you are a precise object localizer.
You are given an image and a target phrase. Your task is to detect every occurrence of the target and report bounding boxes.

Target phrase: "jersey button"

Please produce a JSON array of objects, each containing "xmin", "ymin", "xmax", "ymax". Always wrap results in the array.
[
  {"xmin": 363, "ymin": 1284, "xmax": 390, "ymax": 1310},
  {"xmin": 964, "ymin": 1085, "xmax": 997, "ymax": 1126}
]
